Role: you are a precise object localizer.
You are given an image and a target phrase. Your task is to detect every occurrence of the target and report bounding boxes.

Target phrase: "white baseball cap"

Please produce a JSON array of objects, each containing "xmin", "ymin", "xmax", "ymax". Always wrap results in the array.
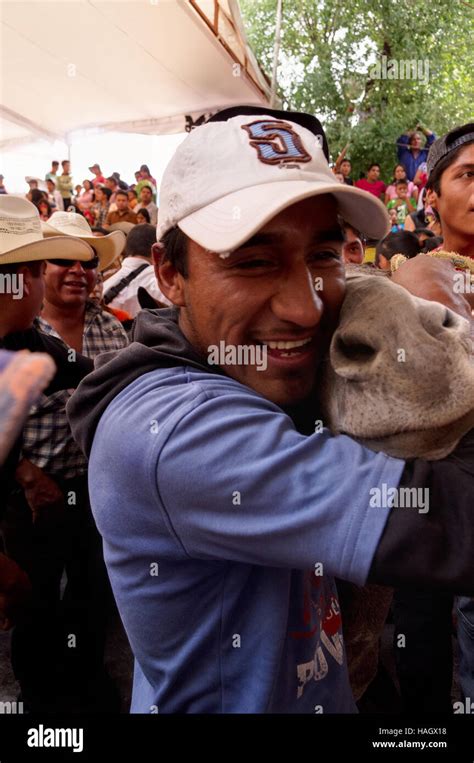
[{"xmin": 157, "ymin": 113, "xmax": 390, "ymax": 252}]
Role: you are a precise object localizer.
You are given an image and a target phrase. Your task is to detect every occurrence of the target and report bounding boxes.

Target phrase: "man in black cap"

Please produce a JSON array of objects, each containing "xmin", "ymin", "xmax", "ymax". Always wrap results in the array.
[
  {"xmin": 426, "ymin": 123, "xmax": 474, "ymax": 706},
  {"xmin": 89, "ymin": 163, "xmax": 106, "ymax": 188},
  {"xmin": 425, "ymin": 122, "xmax": 474, "ymax": 261},
  {"xmin": 389, "ymin": 122, "xmax": 474, "ymax": 714}
]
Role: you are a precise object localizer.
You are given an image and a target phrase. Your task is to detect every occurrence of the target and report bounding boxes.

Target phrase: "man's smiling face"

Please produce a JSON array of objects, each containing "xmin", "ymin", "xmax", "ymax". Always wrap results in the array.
[
  {"xmin": 160, "ymin": 195, "xmax": 346, "ymax": 406},
  {"xmin": 44, "ymin": 260, "xmax": 97, "ymax": 309}
]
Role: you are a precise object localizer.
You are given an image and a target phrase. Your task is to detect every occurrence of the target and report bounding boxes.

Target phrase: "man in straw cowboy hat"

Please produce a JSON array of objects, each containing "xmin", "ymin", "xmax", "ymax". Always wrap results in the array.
[
  {"xmin": 42, "ymin": 210, "xmax": 125, "ymax": 271},
  {"xmin": 40, "ymin": 211, "xmax": 128, "ymax": 354},
  {"xmin": 68, "ymin": 107, "xmax": 474, "ymax": 713},
  {"xmin": 0, "ymin": 196, "xmax": 94, "ymax": 707},
  {"xmin": 0, "ymin": 196, "xmax": 93, "ymax": 637},
  {"xmin": 0, "ymin": 197, "xmax": 121, "ymax": 712},
  {"xmin": 0, "ymin": 197, "xmax": 94, "ymax": 369}
]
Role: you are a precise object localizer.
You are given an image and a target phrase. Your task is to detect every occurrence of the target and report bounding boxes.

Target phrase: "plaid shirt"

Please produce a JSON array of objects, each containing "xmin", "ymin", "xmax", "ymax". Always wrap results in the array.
[
  {"xmin": 22, "ymin": 302, "xmax": 128, "ymax": 478},
  {"xmin": 91, "ymin": 201, "xmax": 110, "ymax": 227}
]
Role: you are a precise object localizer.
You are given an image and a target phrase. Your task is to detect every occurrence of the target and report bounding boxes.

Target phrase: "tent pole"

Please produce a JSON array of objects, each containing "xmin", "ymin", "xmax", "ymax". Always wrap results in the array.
[
  {"xmin": 270, "ymin": 0, "xmax": 283, "ymax": 107},
  {"xmin": 66, "ymin": 139, "xmax": 72, "ymax": 211}
]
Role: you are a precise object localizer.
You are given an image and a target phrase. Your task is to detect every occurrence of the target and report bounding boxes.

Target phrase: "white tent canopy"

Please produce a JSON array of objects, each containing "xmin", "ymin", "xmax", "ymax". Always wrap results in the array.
[{"xmin": 0, "ymin": 0, "xmax": 272, "ymax": 150}]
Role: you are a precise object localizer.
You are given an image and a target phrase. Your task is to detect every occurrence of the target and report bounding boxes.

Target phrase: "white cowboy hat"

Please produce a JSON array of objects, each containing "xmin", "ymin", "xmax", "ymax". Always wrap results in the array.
[
  {"xmin": 108, "ymin": 221, "xmax": 136, "ymax": 236},
  {"xmin": 42, "ymin": 211, "xmax": 125, "ymax": 271},
  {"xmin": 0, "ymin": 196, "xmax": 94, "ymax": 265}
]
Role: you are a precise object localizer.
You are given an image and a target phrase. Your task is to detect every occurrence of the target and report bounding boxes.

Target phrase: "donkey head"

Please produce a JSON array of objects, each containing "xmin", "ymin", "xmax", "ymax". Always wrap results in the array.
[{"xmin": 319, "ymin": 271, "xmax": 474, "ymax": 459}]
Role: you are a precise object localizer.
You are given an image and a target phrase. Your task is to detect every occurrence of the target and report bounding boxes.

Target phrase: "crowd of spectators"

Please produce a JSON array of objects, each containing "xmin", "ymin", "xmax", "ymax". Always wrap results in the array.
[
  {"xmin": 0, "ymin": 115, "xmax": 473, "ymax": 718},
  {"xmin": 16, "ymin": 162, "xmax": 158, "ymax": 233},
  {"xmin": 333, "ymin": 124, "xmax": 439, "ymax": 236}
]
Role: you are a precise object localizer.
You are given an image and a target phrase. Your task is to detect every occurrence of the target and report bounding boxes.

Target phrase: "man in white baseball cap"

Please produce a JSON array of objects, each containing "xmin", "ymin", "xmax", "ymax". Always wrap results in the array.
[
  {"xmin": 68, "ymin": 108, "xmax": 474, "ymax": 715},
  {"xmin": 157, "ymin": 111, "xmax": 389, "ymax": 252}
]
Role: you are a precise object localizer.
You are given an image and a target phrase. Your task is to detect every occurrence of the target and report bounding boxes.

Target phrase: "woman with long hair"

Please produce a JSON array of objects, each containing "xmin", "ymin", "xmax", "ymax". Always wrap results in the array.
[
  {"xmin": 77, "ymin": 179, "xmax": 94, "ymax": 213},
  {"xmin": 36, "ymin": 197, "xmax": 52, "ymax": 221},
  {"xmin": 384, "ymin": 164, "xmax": 418, "ymax": 204}
]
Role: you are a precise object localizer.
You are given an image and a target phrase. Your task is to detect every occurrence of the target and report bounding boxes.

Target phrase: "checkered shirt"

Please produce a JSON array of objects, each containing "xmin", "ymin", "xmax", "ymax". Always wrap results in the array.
[{"xmin": 22, "ymin": 302, "xmax": 128, "ymax": 478}]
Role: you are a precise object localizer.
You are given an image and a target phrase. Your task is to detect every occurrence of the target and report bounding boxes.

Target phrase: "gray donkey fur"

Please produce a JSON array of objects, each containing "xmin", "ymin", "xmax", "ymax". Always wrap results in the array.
[{"xmin": 319, "ymin": 267, "xmax": 474, "ymax": 700}]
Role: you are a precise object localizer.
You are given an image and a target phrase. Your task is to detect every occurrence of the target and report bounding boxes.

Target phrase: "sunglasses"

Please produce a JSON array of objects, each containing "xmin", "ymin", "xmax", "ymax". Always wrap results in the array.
[{"xmin": 47, "ymin": 254, "xmax": 100, "ymax": 270}]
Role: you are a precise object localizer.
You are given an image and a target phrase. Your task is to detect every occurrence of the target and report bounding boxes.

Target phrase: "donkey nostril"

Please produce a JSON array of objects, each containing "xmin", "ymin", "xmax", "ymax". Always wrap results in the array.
[
  {"xmin": 442, "ymin": 308, "xmax": 456, "ymax": 329},
  {"xmin": 336, "ymin": 336, "xmax": 377, "ymax": 362}
]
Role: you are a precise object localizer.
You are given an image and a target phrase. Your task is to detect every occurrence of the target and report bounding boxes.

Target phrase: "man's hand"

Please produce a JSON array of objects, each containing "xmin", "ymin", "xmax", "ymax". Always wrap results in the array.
[
  {"xmin": 415, "ymin": 123, "xmax": 433, "ymax": 137},
  {"xmin": 391, "ymin": 254, "xmax": 472, "ymax": 322},
  {"xmin": 15, "ymin": 459, "xmax": 65, "ymax": 523},
  {"xmin": 0, "ymin": 553, "xmax": 31, "ymax": 630}
]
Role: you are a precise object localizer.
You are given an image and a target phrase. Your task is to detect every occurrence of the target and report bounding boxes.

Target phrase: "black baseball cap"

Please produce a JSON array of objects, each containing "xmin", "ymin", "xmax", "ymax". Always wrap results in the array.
[
  {"xmin": 206, "ymin": 105, "xmax": 330, "ymax": 163},
  {"xmin": 427, "ymin": 122, "xmax": 474, "ymax": 177}
]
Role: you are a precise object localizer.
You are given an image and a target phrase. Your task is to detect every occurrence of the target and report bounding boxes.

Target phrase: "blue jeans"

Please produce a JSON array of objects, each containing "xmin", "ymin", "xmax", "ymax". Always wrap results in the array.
[{"xmin": 457, "ymin": 597, "xmax": 474, "ymax": 701}]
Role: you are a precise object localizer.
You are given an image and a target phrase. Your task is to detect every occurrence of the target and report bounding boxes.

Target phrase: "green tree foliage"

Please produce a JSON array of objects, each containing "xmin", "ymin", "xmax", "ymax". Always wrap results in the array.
[{"xmin": 240, "ymin": 0, "xmax": 474, "ymax": 181}]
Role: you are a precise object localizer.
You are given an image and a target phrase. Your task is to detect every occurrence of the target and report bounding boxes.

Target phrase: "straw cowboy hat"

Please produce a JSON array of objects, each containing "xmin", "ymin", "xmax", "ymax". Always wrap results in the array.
[
  {"xmin": 108, "ymin": 221, "xmax": 136, "ymax": 236},
  {"xmin": 42, "ymin": 212, "xmax": 125, "ymax": 271},
  {"xmin": 0, "ymin": 196, "xmax": 94, "ymax": 265}
]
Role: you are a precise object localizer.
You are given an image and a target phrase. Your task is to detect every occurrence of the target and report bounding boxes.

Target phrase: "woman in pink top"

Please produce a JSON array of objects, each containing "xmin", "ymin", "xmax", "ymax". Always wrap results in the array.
[
  {"xmin": 139, "ymin": 164, "xmax": 157, "ymax": 188},
  {"xmin": 385, "ymin": 164, "xmax": 418, "ymax": 204},
  {"xmin": 77, "ymin": 179, "xmax": 94, "ymax": 211}
]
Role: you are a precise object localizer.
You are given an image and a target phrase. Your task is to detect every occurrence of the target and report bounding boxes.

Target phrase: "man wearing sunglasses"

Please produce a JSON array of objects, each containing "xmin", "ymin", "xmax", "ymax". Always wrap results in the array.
[
  {"xmin": 0, "ymin": 197, "xmax": 103, "ymax": 712},
  {"xmin": 48, "ymin": 254, "xmax": 100, "ymax": 268},
  {"xmin": 0, "ymin": 197, "xmax": 125, "ymax": 713},
  {"xmin": 37, "ymin": 252, "xmax": 118, "ymax": 355},
  {"xmin": 25, "ymin": 248, "xmax": 128, "ymax": 711}
]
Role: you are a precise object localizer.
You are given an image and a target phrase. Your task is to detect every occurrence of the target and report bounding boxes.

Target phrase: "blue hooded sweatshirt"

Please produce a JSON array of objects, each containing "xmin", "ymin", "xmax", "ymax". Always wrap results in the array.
[{"xmin": 67, "ymin": 308, "xmax": 406, "ymax": 713}]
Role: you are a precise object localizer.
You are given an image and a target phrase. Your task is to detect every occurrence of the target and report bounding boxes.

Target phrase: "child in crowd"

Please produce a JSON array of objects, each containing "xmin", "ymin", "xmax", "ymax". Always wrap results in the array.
[
  {"xmin": 388, "ymin": 208, "xmax": 402, "ymax": 232},
  {"xmin": 386, "ymin": 179, "xmax": 416, "ymax": 227}
]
